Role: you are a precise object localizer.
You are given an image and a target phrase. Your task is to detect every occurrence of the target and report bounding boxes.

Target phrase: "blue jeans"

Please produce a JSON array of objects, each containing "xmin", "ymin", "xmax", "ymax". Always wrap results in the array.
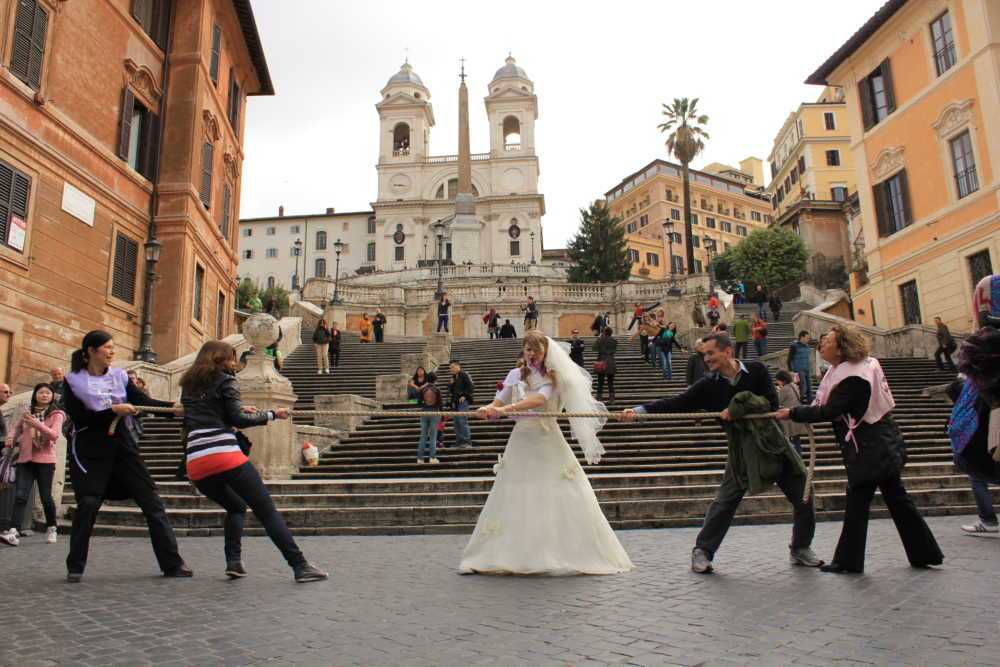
[
  {"xmin": 437, "ymin": 314, "xmax": 449, "ymax": 332},
  {"xmin": 418, "ymin": 416, "xmax": 440, "ymax": 460},
  {"xmin": 453, "ymin": 401, "xmax": 471, "ymax": 445},
  {"xmin": 754, "ymin": 338, "xmax": 767, "ymax": 357},
  {"xmin": 970, "ymin": 478, "xmax": 998, "ymax": 524},
  {"xmin": 794, "ymin": 368, "xmax": 812, "ymax": 403},
  {"xmin": 757, "ymin": 303, "xmax": 767, "ymax": 320},
  {"xmin": 659, "ymin": 348, "xmax": 672, "ymax": 379}
]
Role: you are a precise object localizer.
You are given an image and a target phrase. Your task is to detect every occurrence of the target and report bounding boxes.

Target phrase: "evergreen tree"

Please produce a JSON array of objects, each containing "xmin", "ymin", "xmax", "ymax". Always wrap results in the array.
[
  {"xmin": 567, "ymin": 203, "xmax": 633, "ymax": 283},
  {"xmin": 729, "ymin": 227, "xmax": 808, "ymax": 290}
]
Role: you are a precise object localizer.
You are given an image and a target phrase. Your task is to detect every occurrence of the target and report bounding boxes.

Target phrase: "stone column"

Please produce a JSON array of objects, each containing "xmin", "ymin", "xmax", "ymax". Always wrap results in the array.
[{"xmin": 237, "ymin": 314, "xmax": 300, "ymax": 479}]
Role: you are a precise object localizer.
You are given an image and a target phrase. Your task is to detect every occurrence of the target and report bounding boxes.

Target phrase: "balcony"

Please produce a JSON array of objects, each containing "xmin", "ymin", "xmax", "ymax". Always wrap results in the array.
[
  {"xmin": 504, "ymin": 143, "xmax": 522, "ymax": 152},
  {"xmin": 392, "ymin": 148, "xmax": 410, "ymax": 157}
]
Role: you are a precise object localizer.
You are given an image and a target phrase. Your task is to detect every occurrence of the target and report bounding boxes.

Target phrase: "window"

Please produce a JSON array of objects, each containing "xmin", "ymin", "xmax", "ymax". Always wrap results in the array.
[
  {"xmin": 831, "ymin": 186, "xmax": 848, "ymax": 202},
  {"xmin": 646, "ymin": 252, "xmax": 659, "ymax": 267},
  {"xmin": 510, "ymin": 239, "xmax": 520, "ymax": 256},
  {"xmin": 199, "ymin": 141, "xmax": 214, "ymax": 208},
  {"xmin": 627, "ymin": 249, "xmax": 640, "ymax": 263},
  {"xmin": 859, "ymin": 59, "xmax": 896, "ymax": 130},
  {"xmin": 751, "ymin": 211, "xmax": 762, "ymax": 222},
  {"xmin": 626, "ymin": 222, "xmax": 637, "ymax": 234},
  {"xmin": 784, "ymin": 177, "xmax": 791, "ymax": 193},
  {"xmin": 316, "ymin": 230, "xmax": 327, "ymax": 250},
  {"xmin": 394, "ymin": 245, "xmax": 404, "ymax": 262},
  {"xmin": 110, "ymin": 232, "xmax": 139, "ymax": 304},
  {"xmin": 243, "ymin": 249, "xmax": 253, "ymax": 259},
  {"xmin": 736, "ymin": 225, "xmax": 748, "ymax": 237},
  {"xmin": 790, "ymin": 166, "xmax": 798, "ymax": 185},
  {"xmin": 220, "ymin": 184, "xmax": 231, "ymax": 239},
  {"xmin": 950, "ymin": 131, "xmax": 978, "ymax": 198},
  {"xmin": 720, "ymin": 221, "xmax": 732, "ymax": 233},
  {"xmin": 290, "ymin": 225, "xmax": 300, "ymax": 234},
  {"xmin": 691, "ymin": 236, "xmax": 700, "ymax": 248},
  {"xmin": 266, "ymin": 276, "xmax": 275, "ymax": 289},
  {"xmin": 367, "ymin": 216, "xmax": 376, "ymax": 234},
  {"xmin": 117, "ymin": 90, "xmax": 159, "ymax": 180},
  {"xmin": 670, "ymin": 208, "xmax": 680, "ymax": 220},
  {"xmin": 209, "ymin": 23, "xmax": 221, "ymax": 86},
  {"xmin": 366, "ymin": 242, "xmax": 376, "ymax": 262},
  {"xmin": 694, "ymin": 259, "xmax": 703, "ymax": 273},
  {"xmin": 0, "ymin": 160, "xmax": 31, "ymax": 253},
  {"xmin": 639, "ymin": 214, "xmax": 648, "ymax": 227},
  {"xmin": 968, "ymin": 250, "xmax": 993, "ymax": 290},
  {"xmin": 671, "ymin": 255, "xmax": 684, "ymax": 273},
  {"xmin": 315, "ymin": 258, "xmax": 326, "ymax": 278},
  {"xmin": 777, "ymin": 185, "xmax": 784, "ymax": 201},
  {"xmin": 193, "ymin": 264, "xmax": 205, "ymax": 322},
  {"xmin": 130, "ymin": 0, "xmax": 169, "ymax": 48},
  {"xmin": 824, "ymin": 112, "xmax": 836, "ymax": 130},
  {"xmin": 226, "ymin": 68, "xmax": 241, "ymax": 135},
  {"xmin": 10, "ymin": 0, "xmax": 49, "ymax": 90},
  {"xmin": 797, "ymin": 156, "xmax": 806, "ymax": 174},
  {"xmin": 216, "ymin": 292, "xmax": 225, "ymax": 339},
  {"xmin": 930, "ymin": 11, "xmax": 957, "ymax": 76},
  {"xmin": 689, "ymin": 213, "xmax": 698, "ymax": 225},
  {"xmin": 265, "ymin": 248, "xmax": 277, "ymax": 258},
  {"xmin": 242, "ymin": 228, "xmax": 252, "ymax": 237},
  {"xmin": 826, "ymin": 150, "xmax": 841, "ymax": 166},
  {"xmin": 705, "ymin": 217, "xmax": 716, "ymax": 229},
  {"xmin": 266, "ymin": 226, "xmax": 276, "ymax": 235},
  {"xmin": 670, "ymin": 232, "xmax": 682, "ymax": 244},
  {"xmin": 873, "ymin": 170, "xmax": 912, "ymax": 236},
  {"xmin": 899, "ymin": 280, "xmax": 921, "ymax": 325}
]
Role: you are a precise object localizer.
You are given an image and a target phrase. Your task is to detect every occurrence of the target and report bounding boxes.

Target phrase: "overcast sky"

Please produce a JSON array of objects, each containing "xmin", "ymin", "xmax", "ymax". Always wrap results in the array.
[{"xmin": 242, "ymin": 0, "xmax": 881, "ymax": 248}]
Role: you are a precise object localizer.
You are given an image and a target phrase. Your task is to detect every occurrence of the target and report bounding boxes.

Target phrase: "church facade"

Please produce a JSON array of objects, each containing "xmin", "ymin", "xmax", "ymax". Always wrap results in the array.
[{"xmin": 237, "ymin": 57, "xmax": 546, "ymax": 288}]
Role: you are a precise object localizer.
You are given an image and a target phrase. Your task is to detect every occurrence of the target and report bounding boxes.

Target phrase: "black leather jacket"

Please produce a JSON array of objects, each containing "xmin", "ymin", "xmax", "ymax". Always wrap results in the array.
[{"xmin": 180, "ymin": 371, "xmax": 269, "ymax": 434}]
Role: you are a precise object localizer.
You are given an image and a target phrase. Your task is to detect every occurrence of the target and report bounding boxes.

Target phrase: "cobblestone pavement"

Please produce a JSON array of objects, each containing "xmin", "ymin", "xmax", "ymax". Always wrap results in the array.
[{"xmin": 1, "ymin": 516, "xmax": 998, "ymax": 666}]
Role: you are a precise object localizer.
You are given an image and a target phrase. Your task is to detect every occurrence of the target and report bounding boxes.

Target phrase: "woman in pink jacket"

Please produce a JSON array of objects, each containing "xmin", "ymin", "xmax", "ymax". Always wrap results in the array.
[{"xmin": 0, "ymin": 383, "xmax": 65, "ymax": 547}]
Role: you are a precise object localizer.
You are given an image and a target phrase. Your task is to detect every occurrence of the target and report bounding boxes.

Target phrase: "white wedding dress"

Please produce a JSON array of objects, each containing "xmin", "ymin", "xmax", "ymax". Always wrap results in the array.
[{"xmin": 459, "ymin": 362, "xmax": 634, "ymax": 575}]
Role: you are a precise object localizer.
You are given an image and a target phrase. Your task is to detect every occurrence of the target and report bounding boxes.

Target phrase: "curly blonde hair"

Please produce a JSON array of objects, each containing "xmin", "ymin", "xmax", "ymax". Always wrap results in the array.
[
  {"xmin": 518, "ymin": 330, "xmax": 557, "ymax": 387},
  {"xmin": 827, "ymin": 324, "xmax": 870, "ymax": 362}
]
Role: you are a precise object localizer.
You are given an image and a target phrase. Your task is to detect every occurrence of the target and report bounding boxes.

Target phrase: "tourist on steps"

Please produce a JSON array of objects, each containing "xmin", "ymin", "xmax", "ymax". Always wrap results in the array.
[
  {"xmin": 484, "ymin": 307, "xmax": 500, "ymax": 339},
  {"xmin": 686, "ymin": 339, "xmax": 708, "ymax": 387},
  {"xmin": 373, "ymin": 309, "xmax": 387, "ymax": 344},
  {"xmin": 593, "ymin": 326, "xmax": 618, "ymax": 403},
  {"xmin": 312, "ymin": 318, "xmax": 331, "ymax": 375},
  {"xmin": 521, "ymin": 296, "xmax": 539, "ymax": 331},
  {"xmin": 933, "ymin": 316, "xmax": 957, "ymax": 372},
  {"xmin": 774, "ymin": 370, "xmax": 807, "ymax": 455},
  {"xmin": 416, "ymin": 383, "xmax": 443, "ymax": 465},
  {"xmin": 569, "ymin": 329, "xmax": 586, "ymax": 367},
  {"xmin": 732, "ymin": 314, "xmax": 751, "ymax": 359},
  {"xmin": 751, "ymin": 315, "xmax": 768, "ymax": 358},
  {"xmin": 448, "ymin": 361, "xmax": 474, "ymax": 448},
  {"xmin": 788, "ymin": 331, "xmax": 814, "ymax": 404},
  {"xmin": 62, "ymin": 330, "xmax": 190, "ymax": 583},
  {"xmin": 407, "ymin": 366, "xmax": 430, "ymax": 402},
  {"xmin": 769, "ymin": 294, "xmax": 783, "ymax": 322},
  {"xmin": 359, "ymin": 313, "xmax": 373, "ymax": 344},
  {"xmin": 622, "ymin": 332, "xmax": 822, "ymax": 574},
  {"xmin": 0, "ymin": 383, "xmax": 64, "ymax": 547},
  {"xmin": 777, "ymin": 325, "xmax": 943, "ymax": 574},
  {"xmin": 656, "ymin": 322, "xmax": 684, "ymax": 381},
  {"xmin": 437, "ymin": 293, "xmax": 451, "ymax": 333},
  {"xmin": 180, "ymin": 340, "xmax": 327, "ymax": 583},
  {"xmin": 752, "ymin": 284, "xmax": 768, "ymax": 321},
  {"xmin": 498, "ymin": 319, "xmax": 517, "ymax": 339},
  {"xmin": 327, "ymin": 321, "xmax": 342, "ymax": 368}
]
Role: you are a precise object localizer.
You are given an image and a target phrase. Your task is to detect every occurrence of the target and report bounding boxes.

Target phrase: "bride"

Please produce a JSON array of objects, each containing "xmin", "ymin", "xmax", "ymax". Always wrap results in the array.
[{"xmin": 459, "ymin": 330, "xmax": 634, "ymax": 575}]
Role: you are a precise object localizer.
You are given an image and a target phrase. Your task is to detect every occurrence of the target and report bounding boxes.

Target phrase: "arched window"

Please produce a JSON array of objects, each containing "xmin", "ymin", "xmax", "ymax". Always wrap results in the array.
[
  {"xmin": 315, "ymin": 258, "xmax": 327, "ymax": 278},
  {"xmin": 393, "ymin": 122, "xmax": 410, "ymax": 155},
  {"xmin": 503, "ymin": 116, "xmax": 521, "ymax": 150},
  {"xmin": 266, "ymin": 276, "xmax": 275, "ymax": 289},
  {"xmin": 315, "ymin": 230, "xmax": 327, "ymax": 250},
  {"xmin": 435, "ymin": 178, "xmax": 480, "ymax": 200}
]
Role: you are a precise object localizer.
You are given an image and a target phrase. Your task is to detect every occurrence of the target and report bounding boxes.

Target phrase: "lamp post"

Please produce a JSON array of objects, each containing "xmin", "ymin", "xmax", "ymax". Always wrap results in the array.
[
  {"xmin": 330, "ymin": 238, "xmax": 344, "ymax": 304},
  {"xmin": 135, "ymin": 237, "xmax": 162, "ymax": 363},
  {"xmin": 292, "ymin": 237, "xmax": 303, "ymax": 291},
  {"xmin": 529, "ymin": 230, "xmax": 536, "ymax": 265},
  {"xmin": 663, "ymin": 220, "xmax": 682, "ymax": 297},
  {"xmin": 703, "ymin": 236, "xmax": 717, "ymax": 295},
  {"xmin": 433, "ymin": 219, "xmax": 445, "ymax": 301}
]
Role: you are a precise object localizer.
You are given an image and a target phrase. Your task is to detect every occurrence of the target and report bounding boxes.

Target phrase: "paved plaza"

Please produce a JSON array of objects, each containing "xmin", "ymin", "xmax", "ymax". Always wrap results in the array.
[{"xmin": 1, "ymin": 516, "xmax": 997, "ymax": 666}]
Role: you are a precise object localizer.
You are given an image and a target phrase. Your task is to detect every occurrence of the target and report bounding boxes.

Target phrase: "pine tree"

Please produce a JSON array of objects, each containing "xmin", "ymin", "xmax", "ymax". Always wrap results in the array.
[{"xmin": 567, "ymin": 202, "xmax": 633, "ymax": 283}]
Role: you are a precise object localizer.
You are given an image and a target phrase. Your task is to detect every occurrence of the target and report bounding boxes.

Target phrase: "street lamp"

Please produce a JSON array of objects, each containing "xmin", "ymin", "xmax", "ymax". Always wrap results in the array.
[
  {"xmin": 529, "ymin": 230, "xmax": 536, "ymax": 265},
  {"xmin": 663, "ymin": 220, "xmax": 682, "ymax": 297},
  {"xmin": 136, "ymin": 237, "xmax": 162, "ymax": 362},
  {"xmin": 330, "ymin": 238, "xmax": 344, "ymax": 304},
  {"xmin": 433, "ymin": 219, "xmax": 445, "ymax": 301},
  {"xmin": 292, "ymin": 237, "xmax": 303, "ymax": 291},
  {"xmin": 703, "ymin": 236, "xmax": 717, "ymax": 295}
]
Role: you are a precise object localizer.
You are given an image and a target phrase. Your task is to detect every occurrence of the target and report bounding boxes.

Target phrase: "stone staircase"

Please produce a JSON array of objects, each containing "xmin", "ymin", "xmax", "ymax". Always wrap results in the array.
[{"xmin": 60, "ymin": 301, "xmax": 998, "ymax": 536}]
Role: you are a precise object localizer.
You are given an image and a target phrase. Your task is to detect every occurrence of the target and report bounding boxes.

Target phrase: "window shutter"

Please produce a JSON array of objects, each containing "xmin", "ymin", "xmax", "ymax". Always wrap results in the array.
[
  {"xmin": 111, "ymin": 233, "xmax": 139, "ymax": 304},
  {"xmin": 27, "ymin": 1, "xmax": 47, "ymax": 89},
  {"xmin": 0, "ymin": 164, "xmax": 12, "ymax": 246},
  {"xmin": 897, "ymin": 169, "xmax": 912, "ymax": 226},
  {"xmin": 200, "ymin": 142, "xmax": 213, "ymax": 208},
  {"xmin": 873, "ymin": 182, "xmax": 888, "ymax": 237},
  {"xmin": 154, "ymin": 0, "xmax": 171, "ymax": 50},
  {"xmin": 130, "ymin": 0, "xmax": 150, "ymax": 21},
  {"xmin": 11, "ymin": 0, "xmax": 46, "ymax": 90},
  {"xmin": 858, "ymin": 79, "xmax": 874, "ymax": 131},
  {"xmin": 209, "ymin": 24, "xmax": 221, "ymax": 85},
  {"xmin": 880, "ymin": 59, "xmax": 896, "ymax": 114},
  {"xmin": 220, "ymin": 183, "xmax": 231, "ymax": 238},
  {"xmin": 227, "ymin": 69, "xmax": 241, "ymax": 135},
  {"xmin": 117, "ymin": 88, "xmax": 135, "ymax": 160},
  {"xmin": 141, "ymin": 111, "xmax": 160, "ymax": 181}
]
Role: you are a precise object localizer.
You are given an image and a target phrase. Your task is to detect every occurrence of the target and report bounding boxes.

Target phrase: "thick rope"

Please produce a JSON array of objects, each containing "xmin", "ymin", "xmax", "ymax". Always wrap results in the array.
[{"xmin": 113, "ymin": 405, "xmax": 820, "ymax": 502}]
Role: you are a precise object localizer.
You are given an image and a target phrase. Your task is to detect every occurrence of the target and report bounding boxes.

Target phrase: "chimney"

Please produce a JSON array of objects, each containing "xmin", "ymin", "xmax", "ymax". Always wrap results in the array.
[
  {"xmin": 278, "ymin": 205, "xmax": 284, "ymax": 217},
  {"xmin": 739, "ymin": 157, "xmax": 764, "ymax": 188},
  {"xmin": 326, "ymin": 207, "xmax": 335, "ymax": 214}
]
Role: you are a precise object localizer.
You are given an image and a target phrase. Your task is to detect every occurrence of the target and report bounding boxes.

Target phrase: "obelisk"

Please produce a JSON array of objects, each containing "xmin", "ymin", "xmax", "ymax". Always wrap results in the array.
[{"xmin": 451, "ymin": 58, "xmax": 481, "ymax": 263}]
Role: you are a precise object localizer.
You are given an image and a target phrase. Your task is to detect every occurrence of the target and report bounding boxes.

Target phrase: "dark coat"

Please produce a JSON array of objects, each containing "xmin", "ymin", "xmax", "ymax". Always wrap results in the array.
[
  {"xmin": 686, "ymin": 353, "xmax": 708, "ymax": 386},
  {"xmin": 498, "ymin": 323, "xmax": 517, "ymax": 338},
  {"xmin": 312, "ymin": 325, "xmax": 331, "ymax": 344},
  {"xmin": 373, "ymin": 313, "xmax": 387, "ymax": 332},
  {"xmin": 641, "ymin": 360, "xmax": 778, "ymax": 414},
  {"xmin": 180, "ymin": 372, "xmax": 269, "ymax": 435},
  {"xmin": 569, "ymin": 339, "xmax": 586, "ymax": 366},
  {"xmin": 328, "ymin": 329, "xmax": 342, "ymax": 351},
  {"xmin": 449, "ymin": 370, "xmax": 475, "ymax": 408},
  {"xmin": 593, "ymin": 335, "xmax": 618, "ymax": 375}
]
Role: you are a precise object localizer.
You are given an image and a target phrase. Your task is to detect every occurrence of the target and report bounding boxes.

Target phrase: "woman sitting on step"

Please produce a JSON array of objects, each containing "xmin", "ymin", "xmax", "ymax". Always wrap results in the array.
[{"xmin": 180, "ymin": 340, "xmax": 327, "ymax": 583}]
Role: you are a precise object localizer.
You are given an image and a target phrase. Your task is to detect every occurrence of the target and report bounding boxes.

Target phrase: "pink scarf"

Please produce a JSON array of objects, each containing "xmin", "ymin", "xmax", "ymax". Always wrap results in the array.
[{"xmin": 813, "ymin": 357, "xmax": 895, "ymax": 450}]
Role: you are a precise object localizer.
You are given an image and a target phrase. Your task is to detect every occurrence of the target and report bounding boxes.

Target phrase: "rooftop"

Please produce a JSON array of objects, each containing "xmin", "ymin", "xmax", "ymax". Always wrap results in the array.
[{"xmin": 806, "ymin": 0, "xmax": 909, "ymax": 85}]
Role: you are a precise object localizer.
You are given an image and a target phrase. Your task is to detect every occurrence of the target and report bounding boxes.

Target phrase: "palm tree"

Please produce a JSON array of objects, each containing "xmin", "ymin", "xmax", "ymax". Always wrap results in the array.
[{"xmin": 658, "ymin": 98, "xmax": 709, "ymax": 275}]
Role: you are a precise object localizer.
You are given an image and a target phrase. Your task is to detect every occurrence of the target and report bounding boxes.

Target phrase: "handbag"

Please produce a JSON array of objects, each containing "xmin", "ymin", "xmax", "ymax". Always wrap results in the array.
[
  {"xmin": 235, "ymin": 430, "xmax": 253, "ymax": 456},
  {"xmin": 0, "ymin": 445, "xmax": 18, "ymax": 488},
  {"xmin": 593, "ymin": 360, "xmax": 608, "ymax": 374}
]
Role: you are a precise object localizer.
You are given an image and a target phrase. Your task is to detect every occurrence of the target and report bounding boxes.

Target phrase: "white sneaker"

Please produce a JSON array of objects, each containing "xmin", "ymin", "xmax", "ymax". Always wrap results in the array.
[
  {"xmin": 47, "ymin": 526, "xmax": 58, "ymax": 544},
  {"xmin": 429, "ymin": 457, "xmax": 440, "ymax": 464},
  {"xmin": 0, "ymin": 528, "xmax": 19, "ymax": 547},
  {"xmin": 961, "ymin": 520, "xmax": 999, "ymax": 536},
  {"xmin": 317, "ymin": 370, "xmax": 323, "ymax": 375},
  {"xmin": 416, "ymin": 458, "xmax": 424, "ymax": 464}
]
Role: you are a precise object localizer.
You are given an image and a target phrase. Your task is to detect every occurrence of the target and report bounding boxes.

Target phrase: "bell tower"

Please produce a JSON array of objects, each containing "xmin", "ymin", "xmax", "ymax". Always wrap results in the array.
[
  {"xmin": 376, "ymin": 62, "xmax": 434, "ymax": 164},
  {"xmin": 485, "ymin": 56, "xmax": 537, "ymax": 157}
]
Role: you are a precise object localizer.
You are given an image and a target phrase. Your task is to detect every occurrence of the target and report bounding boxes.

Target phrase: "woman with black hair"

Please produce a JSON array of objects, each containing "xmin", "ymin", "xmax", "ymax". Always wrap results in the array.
[
  {"xmin": 62, "ymin": 330, "xmax": 190, "ymax": 582},
  {"xmin": 0, "ymin": 383, "xmax": 64, "ymax": 547},
  {"xmin": 407, "ymin": 366, "xmax": 430, "ymax": 402},
  {"xmin": 180, "ymin": 340, "xmax": 327, "ymax": 583}
]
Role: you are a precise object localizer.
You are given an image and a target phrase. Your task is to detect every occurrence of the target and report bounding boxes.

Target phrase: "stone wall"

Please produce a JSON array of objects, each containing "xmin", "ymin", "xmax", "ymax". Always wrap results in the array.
[{"xmin": 791, "ymin": 309, "xmax": 964, "ymax": 360}]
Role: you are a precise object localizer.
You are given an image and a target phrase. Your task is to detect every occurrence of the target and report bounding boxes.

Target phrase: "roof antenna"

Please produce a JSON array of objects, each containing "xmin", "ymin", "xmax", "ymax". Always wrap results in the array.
[
  {"xmin": 459, "ymin": 56, "xmax": 466, "ymax": 83},
  {"xmin": 404, "ymin": 46, "xmax": 409, "ymax": 65}
]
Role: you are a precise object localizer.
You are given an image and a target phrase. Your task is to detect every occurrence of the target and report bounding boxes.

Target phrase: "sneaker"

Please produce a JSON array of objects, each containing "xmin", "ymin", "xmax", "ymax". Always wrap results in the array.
[
  {"xmin": 225, "ymin": 561, "xmax": 248, "ymax": 579},
  {"xmin": 47, "ymin": 526, "xmax": 58, "ymax": 544},
  {"xmin": 20, "ymin": 529, "xmax": 33, "ymax": 536},
  {"xmin": 163, "ymin": 563, "xmax": 194, "ymax": 578},
  {"xmin": 66, "ymin": 572, "xmax": 83, "ymax": 583},
  {"xmin": 293, "ymin": 562, "xmax": 328, "ymax": 583},
  {"xmin": 961, "ymin": 520, "xmax": 999, "ymax": 536},
  {"xmin": 429, "ymin": 457, "xmax": 440, "ymax": 464},
  {"xmin": 691, "ymin": 547, "xmax": 713, "ymax": 574},
  {"xmin": 317, "ymin": 370, "xmax": 323, "ymax": 375},
  {"xmin": 416, "ymin": 458, "xmax": 425, "ymax": 464},
  {"xmin": 790, "ymin": 546, "xmax": 824, "ymax": 567},
  {"xmin": 0, "ymin": 528, "xmax": 19, "ymax": 547}
]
